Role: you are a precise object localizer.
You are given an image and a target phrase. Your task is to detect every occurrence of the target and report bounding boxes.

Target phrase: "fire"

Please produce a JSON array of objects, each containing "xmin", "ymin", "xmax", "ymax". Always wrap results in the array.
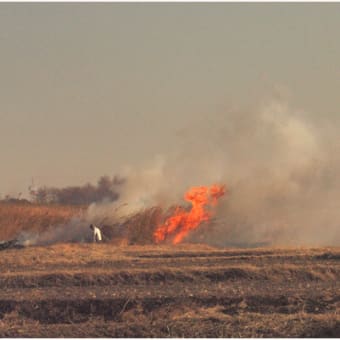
[{"xmin": 154, "ymin": 184, "xmax": 226, "ymax": 244}]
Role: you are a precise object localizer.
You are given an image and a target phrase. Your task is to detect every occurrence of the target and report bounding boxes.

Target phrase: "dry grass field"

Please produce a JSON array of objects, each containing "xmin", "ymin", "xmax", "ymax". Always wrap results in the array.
[
  {"xmin": 0, "ymin": 202, "xmax": 85, "ymax": 240},
  {"xmin": 0, "ymin": 243, "xmax": 339, "ymax": 337},
  {"xmin": 0, "ymin": 203, "xmax": 339, "ymax": 337}
]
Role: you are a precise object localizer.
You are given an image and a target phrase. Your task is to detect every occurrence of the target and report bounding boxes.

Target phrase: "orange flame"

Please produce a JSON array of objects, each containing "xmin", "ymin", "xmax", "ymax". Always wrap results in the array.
[{"xmin": 154, "ymin": 184, "xmax": 226, "ymax": 244}]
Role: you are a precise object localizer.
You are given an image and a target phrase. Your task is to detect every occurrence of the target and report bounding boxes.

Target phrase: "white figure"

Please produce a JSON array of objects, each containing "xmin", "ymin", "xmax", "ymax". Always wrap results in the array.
[{"xmin": 89, "ymin": 224, "xmax": 102, "ymax": 243}]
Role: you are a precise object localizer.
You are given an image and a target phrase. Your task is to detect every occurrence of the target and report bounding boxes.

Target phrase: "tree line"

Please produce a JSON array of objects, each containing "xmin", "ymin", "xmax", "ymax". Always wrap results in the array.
[{"xmin": 29, "ymin": 175, "xmax": 125, "ymax": 205}]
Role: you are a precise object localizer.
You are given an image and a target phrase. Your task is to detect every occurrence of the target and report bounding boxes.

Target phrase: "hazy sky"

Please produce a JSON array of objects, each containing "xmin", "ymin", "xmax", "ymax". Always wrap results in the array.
[{"xmin": 1, "ymin": 3, "xmax": 340, "ymax": 196}]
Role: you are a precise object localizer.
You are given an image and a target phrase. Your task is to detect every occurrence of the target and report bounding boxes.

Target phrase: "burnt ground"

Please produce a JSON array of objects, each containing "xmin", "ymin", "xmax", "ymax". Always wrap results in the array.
[{"xmin": 0, "ymin": 244, "xmax": 339, "ymax": 337}]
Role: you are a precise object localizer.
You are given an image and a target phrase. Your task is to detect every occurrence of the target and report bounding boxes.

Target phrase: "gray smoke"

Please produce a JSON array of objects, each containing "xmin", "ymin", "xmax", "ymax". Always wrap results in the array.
[
  {"xmin": 17, "ymin": 217, "xmax": 91, "ymax": 246},
  {"xmin": 18, "ymin": 97, "xmax": 340, "ymax": 247},
  {"xmin": 110, "ymin": 98, "xmax": 340, "ymax": 247},
  {"xmin": 16, "ymin": 202, "xmax": 134, "ymax": 246}
]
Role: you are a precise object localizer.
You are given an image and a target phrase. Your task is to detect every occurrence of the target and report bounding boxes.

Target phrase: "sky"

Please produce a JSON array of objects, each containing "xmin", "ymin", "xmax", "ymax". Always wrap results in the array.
[{"xmin": 1, "ymin": 3, "xmax": 340, "ymax": 197}]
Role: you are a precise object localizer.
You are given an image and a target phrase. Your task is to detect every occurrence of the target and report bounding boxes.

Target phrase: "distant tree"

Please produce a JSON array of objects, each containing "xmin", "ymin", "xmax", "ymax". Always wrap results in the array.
[{"xmin": 30, "ymin": 175, "xmax": 125, "ymax": 205}]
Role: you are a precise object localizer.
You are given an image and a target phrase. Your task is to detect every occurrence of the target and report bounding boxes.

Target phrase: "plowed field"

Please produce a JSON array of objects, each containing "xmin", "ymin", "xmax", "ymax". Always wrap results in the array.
[{"xmin": 0, "ymin": 244, "xmax": 339, "ymax": 337}]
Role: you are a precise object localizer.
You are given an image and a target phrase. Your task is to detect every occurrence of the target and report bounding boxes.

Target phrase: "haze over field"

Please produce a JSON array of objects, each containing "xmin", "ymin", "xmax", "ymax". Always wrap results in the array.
[
  {"xmin": 1, "ymin": 4, "xmax": 340, "ymax": 246},
  {"xmin": 1, "ymin": 7, "xmax": 340, "ymax": 337}
]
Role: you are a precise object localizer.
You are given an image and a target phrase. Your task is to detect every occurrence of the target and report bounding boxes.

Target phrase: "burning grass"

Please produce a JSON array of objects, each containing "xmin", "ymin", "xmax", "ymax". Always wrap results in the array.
[
  {"xmin": 0, "ymin": 183, "xmax": 225, "ymax": 247},
  {"xmin": 0, "ymin": 202, "xmax": 214, "ymax": 247},
  {"xmin": 0, "ymin": 202, "xmax": 339, "ymax": 337},
  {"xmin": 154, "ymin": 184, "xmax": 226, "ymax": 244}
]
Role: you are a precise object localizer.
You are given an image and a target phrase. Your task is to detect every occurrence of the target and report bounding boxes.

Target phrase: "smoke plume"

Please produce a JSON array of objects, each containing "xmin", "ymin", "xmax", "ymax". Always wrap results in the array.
[
  {"xmin": 109, "ymin": 98, "xmax": 340, "ymax": 247},
  {"xmin": 18, "ymin": 97, "xmax": 340, "ymax": 247},
  {"xmin": 17, "ymin": 217, "xmax": 91, "ymax": 246}
]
